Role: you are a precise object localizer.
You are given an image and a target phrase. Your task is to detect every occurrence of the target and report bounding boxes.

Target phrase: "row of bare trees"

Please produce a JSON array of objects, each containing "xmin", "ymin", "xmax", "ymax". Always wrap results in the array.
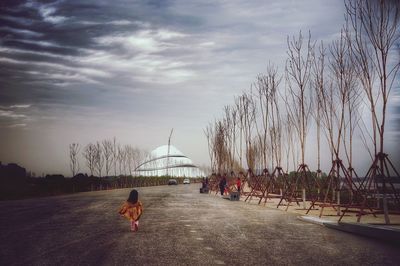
[
  {"xmin": 69, "ymin": 137, "xmax": 147, "ymax": 178},
  {"xmin": 205, "ymin": 0, "xmax": 399, "ymax": 177},
  {"xmin": 205, "ymin": 0, "xmax": 400, "ymax": 223},
  {"xmin": 205, "ymin": 67, "xmax": 286, "ymax": 175}
]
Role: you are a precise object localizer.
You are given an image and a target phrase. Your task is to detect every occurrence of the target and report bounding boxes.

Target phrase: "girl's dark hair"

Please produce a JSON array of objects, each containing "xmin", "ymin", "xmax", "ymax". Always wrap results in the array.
[{"xmin": 127, "ymin": 189, "xmax": 138, "ymax": 204}]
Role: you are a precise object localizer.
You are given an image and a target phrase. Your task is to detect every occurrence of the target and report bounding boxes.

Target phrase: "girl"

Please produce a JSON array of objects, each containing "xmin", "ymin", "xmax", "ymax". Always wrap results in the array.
[{"xmin": 119, "ymin": 189, "xmax": 143, "ymax": 232}]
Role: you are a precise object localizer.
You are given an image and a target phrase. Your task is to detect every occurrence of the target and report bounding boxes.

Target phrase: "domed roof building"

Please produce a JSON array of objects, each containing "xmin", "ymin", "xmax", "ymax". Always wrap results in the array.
[{"xmin": 135, "ymin": 145, "xmax": 205, "ymax": 178}]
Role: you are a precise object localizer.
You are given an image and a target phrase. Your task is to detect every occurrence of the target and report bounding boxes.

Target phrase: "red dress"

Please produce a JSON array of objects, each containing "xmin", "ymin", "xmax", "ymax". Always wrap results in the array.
[{"xmin": 119, "ymin": 201, "xmax": 143, "ymax": 221}]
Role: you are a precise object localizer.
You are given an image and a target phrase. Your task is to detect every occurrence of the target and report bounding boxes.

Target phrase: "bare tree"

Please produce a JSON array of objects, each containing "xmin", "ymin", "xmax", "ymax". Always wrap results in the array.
[
  {"xmin": 344, "ymin": 0, "xmax": 400, "ymax": 224},
  {"xmin": 132, "ymin": 147, "xmax": 146, "ymax": 176},
  {"xmin": 343, "ymin": 71, "xmax": 363, "ymax": 177},
  {"xmin": 253, "ymin": 65, "xmax": 282, "ymax": 171},
  {"xmin": 241, "ymin": 92, "xmax": 256, "ymax": 170},
  {"xmin": 311, "ymin": 42, "xmax": 326, "ymax": 174},
  {"xmin": 102, "ymin": 139, "xmax": 113, "ymax": 177},
  {"xmin": 284, "ymin": 31, "xmax": 315, "ymax": 167},
  {"xmin": 118, "ymin": 144, "xmax": 126, "ymax": 176},
  {"xmin": 135, "ymin": 149, "xmax": 149, "ymax": 176},
  {"xmin": 204, "ymin": 122, "xmax": 216, "ymax": 172},
  {"xmin": 125, "ymin": 145, "xmax": 135, "ymax": 176},
  {"xmin": 83, "ymin": 143, "xmax": 96, "ymax": 176},
  {"xmin": 112, "ymin": 137, "xmax": 118, "ymax": 177},
  {"xmin": 306, "ymin": 29, "xmax": 364, "ymax": 217},
  {"xmin": 280, "ymin": 31, "xmax": 315, "ymax": 209},
  {"xmin": 325, "ymin": 29, "xmax": 359, "ymax": 206},
  {"xmin": 254, "ymin": 74, "xmax": 272, "ymax": 168},
  {"xmin": 267, "ymin": 65, "xmax": 283, "ymax": 168},
  {"xmin": 94, "ymin": 141, "xmax": 104, "ymax": 177},
  {"xmin": 214, "ymin": 120, "xmax": 227, "ymax": 173},
  {"xmin": 328, "ymin": 29, "xmax": 356, "ymax": 160},
  {"xmin": 230, "ymin": 105, "xmax": 239, "ymax": 171},
  {"xmin": 346, "ymin": 0, "xmax": 400, "ymax": 157},
  {"xmin": 223, "ymin": 106, "xmax": 234, "ymax": 171},
  {"xmin": 234, "ymin": 96, "xmax": 245, "ymax": 167},
  {"xmin": 69, "ymin": 143, "xmax": 80, "ymax": 177}
]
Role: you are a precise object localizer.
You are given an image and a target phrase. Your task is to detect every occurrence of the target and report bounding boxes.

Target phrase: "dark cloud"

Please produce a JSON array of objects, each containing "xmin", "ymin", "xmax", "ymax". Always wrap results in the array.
[
  {"xmin": 0, "ymin": 0, "xmax": 346, "ymax": 112},
  {"xmin": 0, "ymin": 0, "xmax": 204, "ymax": 109}
]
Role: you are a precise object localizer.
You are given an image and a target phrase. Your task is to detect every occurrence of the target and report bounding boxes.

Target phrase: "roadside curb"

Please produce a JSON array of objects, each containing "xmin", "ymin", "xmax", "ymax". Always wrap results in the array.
[
  {"xmin": 298, "ymin": 215, "xmax": 400, "ymax": 244},
  {"xmin": 324, "ymin": 222, "xmax": 400, "ymax": 244},
  {"xmin": 297, "ymin": 215, "xmax": 337, "ymax": 226}
]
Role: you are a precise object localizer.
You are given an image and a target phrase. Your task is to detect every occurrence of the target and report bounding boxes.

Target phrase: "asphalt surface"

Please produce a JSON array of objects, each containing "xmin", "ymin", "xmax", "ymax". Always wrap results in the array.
[{"xmin": 1, "ymin": 184, "xmax": 399, "ymax": 266}]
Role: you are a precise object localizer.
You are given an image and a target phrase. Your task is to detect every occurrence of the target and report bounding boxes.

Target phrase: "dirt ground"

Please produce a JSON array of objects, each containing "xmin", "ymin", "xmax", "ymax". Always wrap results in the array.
[{"xmin": 0, "ymin": 184, "xmax": 399, "ymax": 265}]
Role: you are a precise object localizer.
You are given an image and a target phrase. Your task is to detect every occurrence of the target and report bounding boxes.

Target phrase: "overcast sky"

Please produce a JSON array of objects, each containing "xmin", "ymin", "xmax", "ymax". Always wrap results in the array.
[{"xmin": 0, "ymin": 0, "xmax": 399, "ymax": 176}]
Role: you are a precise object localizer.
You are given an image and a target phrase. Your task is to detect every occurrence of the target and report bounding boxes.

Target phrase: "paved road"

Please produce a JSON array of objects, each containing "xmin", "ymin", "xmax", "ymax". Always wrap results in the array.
[{"xmin": 0, "ymin": 184, "xmax": 399, "ymax": 265}]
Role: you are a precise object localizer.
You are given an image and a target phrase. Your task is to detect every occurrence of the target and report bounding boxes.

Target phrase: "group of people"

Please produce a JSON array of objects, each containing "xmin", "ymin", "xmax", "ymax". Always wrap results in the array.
[
  {"xmin": 219, "ymin": 176, "xmax": 241, "ymax": 196},
  {"xmin": 201, "ymin": 177, "xmax": 209, "ymax": 189}
]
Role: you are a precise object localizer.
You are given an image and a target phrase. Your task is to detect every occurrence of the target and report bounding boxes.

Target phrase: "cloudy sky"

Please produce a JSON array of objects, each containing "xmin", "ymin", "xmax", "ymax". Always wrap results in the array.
[{"xmin": 0, "ymin": 0, "xmax": 398, "ymax": 176}]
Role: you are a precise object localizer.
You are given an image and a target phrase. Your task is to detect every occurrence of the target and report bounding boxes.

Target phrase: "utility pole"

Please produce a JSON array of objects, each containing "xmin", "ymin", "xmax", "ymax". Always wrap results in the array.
[{"xmin": 166, "ymin": 128, "xmax": 174, "ymax": 177}]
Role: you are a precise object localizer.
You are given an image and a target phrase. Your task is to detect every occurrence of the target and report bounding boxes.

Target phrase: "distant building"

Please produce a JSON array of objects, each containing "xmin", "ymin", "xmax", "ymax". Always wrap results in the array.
[
  {"xmin": 135, "ymin": 145, "xmax": 205, "ymax": 178},
  {"xmin": 0, "ymin": 162, "xmax": 26, "ymax": 179}
]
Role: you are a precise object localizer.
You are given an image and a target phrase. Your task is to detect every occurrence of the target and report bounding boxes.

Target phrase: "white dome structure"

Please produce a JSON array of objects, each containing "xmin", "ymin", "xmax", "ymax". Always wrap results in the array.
[{"xmin": 135, "ymin": 145, "xmax": 205, "ymax": 178}]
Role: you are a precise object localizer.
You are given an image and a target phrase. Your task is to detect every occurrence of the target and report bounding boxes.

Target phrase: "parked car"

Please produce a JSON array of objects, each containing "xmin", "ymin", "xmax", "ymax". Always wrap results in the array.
[
  {"xmin": 183, "ymin": 178, "xmax": 190, "ymax": 184},
  {"xmin": 168, "ymin": 179, "xmax": 178, "ymax": 185}
]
